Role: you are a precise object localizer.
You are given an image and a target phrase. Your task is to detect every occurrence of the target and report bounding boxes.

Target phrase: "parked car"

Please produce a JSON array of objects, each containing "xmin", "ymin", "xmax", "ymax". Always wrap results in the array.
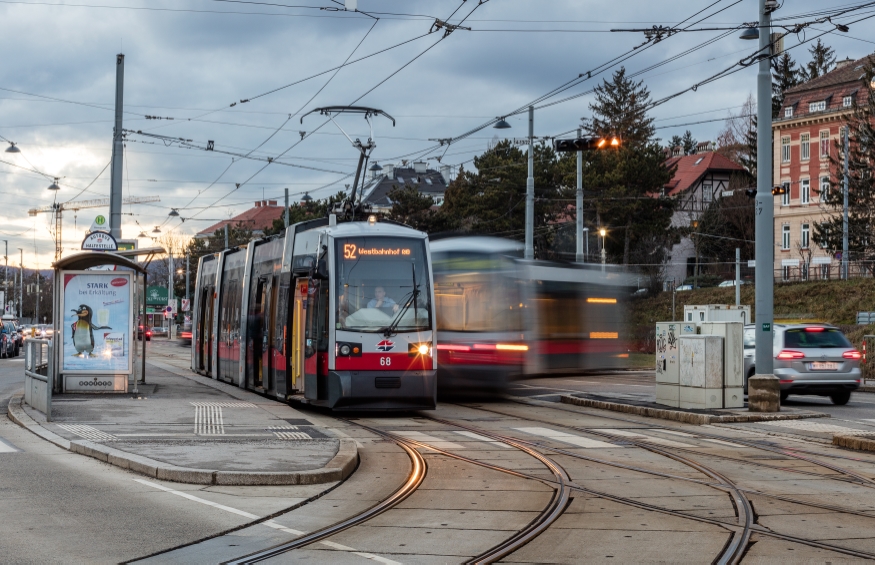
[
  {"xmin": 676, "ymin": 284, "xmax": 694, "ymax": 291},
  {"xmin": 717, "ymin": 280, "xmax": 748, "ymax": 287},
  {"xmin": 151, "ymin": 326, "xmax": 168, "ymax": 337},
  {"xmin": 137, "ymin": 325, "xmax": 152, "ymax": 341},
  {"xmin": 0, "ymin": 322, "xmax": 18, "ymax": 358},
  {"xmin": 743, "ymin": 324, "xmax": 861, "ymax": 405},
  {"xmin": 178, "ymin": 322, "xmax": 192, "ymax": 347}
]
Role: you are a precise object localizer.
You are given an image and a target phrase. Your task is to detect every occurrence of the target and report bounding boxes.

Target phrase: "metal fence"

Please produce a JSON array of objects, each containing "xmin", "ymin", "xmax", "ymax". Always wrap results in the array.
[{"xmin": 24, "ymin": 339, "xmax": 53, "ymax": 421}]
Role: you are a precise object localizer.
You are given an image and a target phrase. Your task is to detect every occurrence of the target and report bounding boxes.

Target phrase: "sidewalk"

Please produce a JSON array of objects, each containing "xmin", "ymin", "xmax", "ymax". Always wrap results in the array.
[{"xmin": 7, "ymin": 342, "xmax": 357, "ymax": 486}]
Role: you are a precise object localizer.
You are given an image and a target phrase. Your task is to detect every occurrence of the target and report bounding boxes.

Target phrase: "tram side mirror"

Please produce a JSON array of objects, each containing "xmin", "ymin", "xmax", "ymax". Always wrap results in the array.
[{"xmin": 311, "ymin": 258, "xmax": 329, "ymax": 280}]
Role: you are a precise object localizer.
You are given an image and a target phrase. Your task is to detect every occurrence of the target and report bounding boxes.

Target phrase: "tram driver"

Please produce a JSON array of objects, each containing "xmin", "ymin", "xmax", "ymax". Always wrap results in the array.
[{"xmin": 368, "ymin": 286, "xmax": 400, "ymax": 313}]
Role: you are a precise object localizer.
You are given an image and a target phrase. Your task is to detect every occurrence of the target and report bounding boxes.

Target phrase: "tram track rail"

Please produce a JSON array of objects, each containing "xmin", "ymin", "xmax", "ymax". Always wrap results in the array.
[
  {"xmin": 223, "ymin": 422, "xmax": 427, "ymax": 565},
  {"xmin": 419, "ymin": 413, "xmax": 875, "ymax": 561}
]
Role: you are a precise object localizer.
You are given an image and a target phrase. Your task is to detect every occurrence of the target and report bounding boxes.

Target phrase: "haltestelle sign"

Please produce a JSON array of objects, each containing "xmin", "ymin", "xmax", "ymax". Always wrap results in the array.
[{"xmin": 81, "ymin": 231, "xmax": 119, "ymax": 251}]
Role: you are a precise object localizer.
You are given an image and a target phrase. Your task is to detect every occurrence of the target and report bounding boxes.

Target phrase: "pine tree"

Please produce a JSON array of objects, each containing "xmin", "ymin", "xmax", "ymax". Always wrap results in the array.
[
  {"xmin": 813, "ymin": 59, "xmax": 875, "ymax": 260},
  {"xmin": 800, "ymin": 39, "xmax": 837, "ymax": 82},
  {"xmin": 584, "ymin": 67, "xmax": 655, "ymax": 147},
  {"xmin": 681, "ymin": 130, "xmax": 697, "ymax": 155},
  {"xmin": 581, "ymin": 67, "xmax": 675, "ymax": 265},
  {"xmin": 740, "ymin": 115, "xmax": 757, "ymax": 177},
  {"xmin": 771, "ymin": 52, "xmax": 801, "ymax": 118},
  {"xmin": 669, "ymin": 134, "xmax": 683, "ymax": 151}
]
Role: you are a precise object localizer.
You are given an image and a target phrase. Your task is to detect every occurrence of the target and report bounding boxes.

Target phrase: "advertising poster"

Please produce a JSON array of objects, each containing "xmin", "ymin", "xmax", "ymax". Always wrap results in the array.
[{"xmin": 62, "ymin": 271, "xmax": 132, "ymax": 374}]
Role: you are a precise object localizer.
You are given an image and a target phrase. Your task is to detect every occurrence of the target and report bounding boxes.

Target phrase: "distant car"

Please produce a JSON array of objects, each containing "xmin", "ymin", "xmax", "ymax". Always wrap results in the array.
[
  {"xmin": 178, "ymin": 322, "xmax": 192, "ymax": 346},
  {"xmin": 718, "ymin": 280, "xmax": 747, "ymax": 287},
  {"xmin": 151, "ymin": 326, "xmax": 168, "ymax": 337},
  {"xmin": 137, "ymin": 325, "xmax": 152, "ymax": 341},
  {"xmin": 743, "ymin": 323, "xmax": 861, "ymax": 405},
  {"xmin": 676, "ymin": 284, "xmax": 694, "ymax": 291},
  {"xmin": 0, "ymin": 322, "xmax": 18, "ymax": 358},
  {"xmin": 632, "ymin": 288, "xmax": 648, "ymax": 296}
]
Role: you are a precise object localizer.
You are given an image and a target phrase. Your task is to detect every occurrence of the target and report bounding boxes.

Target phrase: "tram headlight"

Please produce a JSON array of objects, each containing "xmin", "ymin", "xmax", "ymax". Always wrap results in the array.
[
  {"xmin": 409, "ymin": 342, "xmax": 432, "ymax": 356},
  {"xmin": 336, "ymin": 342, "xmax": 362, "ymax": 357},
  {"xmin": 339, "ymin": 344, "xmax": 351, "ymax": 356},
  {"xmin": 417, "ymin": 344, "xmax": 430, "ymax": 355}
]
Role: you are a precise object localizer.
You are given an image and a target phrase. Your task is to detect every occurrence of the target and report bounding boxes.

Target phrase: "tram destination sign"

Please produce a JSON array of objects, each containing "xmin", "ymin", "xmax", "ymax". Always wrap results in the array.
[{"xmin": 342, "ymin": 244, "xmax": 412, "ymax": 260}]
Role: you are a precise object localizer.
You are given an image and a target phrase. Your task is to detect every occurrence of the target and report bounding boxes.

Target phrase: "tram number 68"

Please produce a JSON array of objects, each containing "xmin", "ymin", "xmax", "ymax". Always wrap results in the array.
[{"xmin": 380, "ymin": 356, "xmax": 391, "ymax": 367}]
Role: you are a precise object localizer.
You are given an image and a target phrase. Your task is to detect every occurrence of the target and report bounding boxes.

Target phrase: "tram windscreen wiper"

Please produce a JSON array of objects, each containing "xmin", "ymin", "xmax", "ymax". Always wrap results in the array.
[{"xmin": 382, "ymin": 263, "xmax": 420, "ymax": 337}]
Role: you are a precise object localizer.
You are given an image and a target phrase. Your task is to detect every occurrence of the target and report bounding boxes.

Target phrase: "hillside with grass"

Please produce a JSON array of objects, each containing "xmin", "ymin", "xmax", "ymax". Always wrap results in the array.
[{"xmin": 629, "ymin": 279, "xmax": 875, "ymax": 370}]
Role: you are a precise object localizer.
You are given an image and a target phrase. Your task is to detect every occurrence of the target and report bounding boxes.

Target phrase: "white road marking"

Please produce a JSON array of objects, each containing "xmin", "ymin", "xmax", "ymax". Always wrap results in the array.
[
  {"xmin": 598, "ymin": 429, "xmax": 692, "ymax": 448},
  {"xmin": 0, "ymin": 438, "xmax": 20, "ymax": 453},
  {"xmin": 57, "ymin": 424, "xmax": 117, "ymax": 442},
  {"xmin": 189, "ymin": 402, "xmax": 256, "ymax": 408},
  {"xmin": 273, "ymin": 431, "xmax": 312, "ymax": 440},
  {"xmin": 134, "ymin": 480, "xmax": 401, "ymax": 564},
  {"xmin": 452, "ymin": 430, "xmax": 512, "ymax": 448},
  {"xmin": 115, "ymin": 433, "xmax": 194, "ymax": 437},
  {"xmin": 648, "ymin": 429, "xmax": 744, "ymax": 448},
  {"xmin": 389, "ymin": 431, "xmax": 465, "ymax": 450},
  {"xmin": 514, "ymin": 427, "xmax": 616, "ymax": 448},
  {"xmin": 267, "ymin": 426, "xmax": 299, "ymax": 430},
  {"xmin": 194, "ymin": 405, "xmax": 224, "ymax": 435},
  {"xmin": 761, "ymin": 420, "xmax": 875, "ymax": 434}
]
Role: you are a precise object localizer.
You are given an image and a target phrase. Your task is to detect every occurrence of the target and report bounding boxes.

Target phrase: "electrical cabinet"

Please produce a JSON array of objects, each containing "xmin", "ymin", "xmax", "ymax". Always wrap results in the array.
[
  {"xmin": 678, "ymin": 335, "xmax": 724, "ymax": 410},
  {"xmin": 655, "ymin": 322, "xmax": 680, "ymax": 407}
]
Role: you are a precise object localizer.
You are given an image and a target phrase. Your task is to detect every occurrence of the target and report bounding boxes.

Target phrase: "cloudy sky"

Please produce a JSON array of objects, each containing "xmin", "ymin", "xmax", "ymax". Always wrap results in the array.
[{"xmin": 1, "ymin": 0, "xmax": 872, "ymax": 267}]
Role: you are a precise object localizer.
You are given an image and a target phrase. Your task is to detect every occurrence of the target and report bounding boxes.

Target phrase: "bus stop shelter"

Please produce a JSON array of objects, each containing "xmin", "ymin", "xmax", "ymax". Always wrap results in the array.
[{"xmin": 51, "ymin": 249, "xmax": 161, "ymax": 395}]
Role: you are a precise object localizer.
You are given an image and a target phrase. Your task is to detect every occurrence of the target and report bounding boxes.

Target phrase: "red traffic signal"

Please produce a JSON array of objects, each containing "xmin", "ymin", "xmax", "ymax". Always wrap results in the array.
[
  {"xmin": 771, "ymin": 185, "xmax": 787, "ymax": 196},
  {"xmin": 554, "ymin": 137, "xmax": 621, "ymax": 152}
]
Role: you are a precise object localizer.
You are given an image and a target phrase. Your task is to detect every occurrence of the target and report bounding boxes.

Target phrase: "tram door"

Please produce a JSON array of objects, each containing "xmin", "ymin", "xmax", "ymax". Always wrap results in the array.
[
  {"xmin": 290, "ymin": 279, "xmax": 308, "ymax": 393},
  {"xmin": 204, "ymin": 286, "xmax": 215, "ymax": 374},
  {"xmin": 252, "ymin": 277, "xmax": 271, "ymax": 389}
]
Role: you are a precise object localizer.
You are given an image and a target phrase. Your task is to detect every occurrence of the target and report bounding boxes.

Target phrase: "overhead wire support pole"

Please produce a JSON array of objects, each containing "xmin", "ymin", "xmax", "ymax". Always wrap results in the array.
[
  {"xmin": 525, "ymin": 106, "xmax": 534, "ymax": 261},
  {"xmin": 109, "ymin": 53, "xmax": 125, "ymax": 240},
  {"xmin": 752, "ymin": 0, "xmax": 777, "ymax": 408},
  {"xmin": 843, "ymin": 126, "xmax": 850, "ymax": 280},
  {"xmin": 576, "ymin": 127, "xmax": 583, "ymax": 262}
]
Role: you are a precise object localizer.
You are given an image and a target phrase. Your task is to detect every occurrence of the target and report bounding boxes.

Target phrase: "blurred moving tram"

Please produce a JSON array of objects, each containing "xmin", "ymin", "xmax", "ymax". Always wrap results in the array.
[
  {"xmin": 431, "ymin": 236, "xmax": 633, "ymax": 394},
  {"xmin": 192, "ymin": 217, "xmax": 437, "ymax": 410}
]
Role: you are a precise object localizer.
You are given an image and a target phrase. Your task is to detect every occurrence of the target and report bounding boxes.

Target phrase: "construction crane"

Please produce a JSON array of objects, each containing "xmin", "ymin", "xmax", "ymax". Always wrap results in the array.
[{"xmin": 28, "ymin": 196, "xmax": 161, "ymax": 261}]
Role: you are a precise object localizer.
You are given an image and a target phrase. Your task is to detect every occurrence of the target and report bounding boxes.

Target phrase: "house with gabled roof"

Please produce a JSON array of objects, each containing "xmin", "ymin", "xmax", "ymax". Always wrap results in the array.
[
  {"xmin": 195, "ymin": 200, "xmax": 284, "ymax": 239},
  {"xmin": 360, "ymin": 161, "xmax": 451, "ymax": 213}
]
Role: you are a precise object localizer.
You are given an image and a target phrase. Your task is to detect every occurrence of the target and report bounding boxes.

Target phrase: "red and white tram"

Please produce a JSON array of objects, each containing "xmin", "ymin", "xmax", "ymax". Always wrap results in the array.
[{"xmin": 192, "ymin": 217, "xmax": 437, "ymax": 410}]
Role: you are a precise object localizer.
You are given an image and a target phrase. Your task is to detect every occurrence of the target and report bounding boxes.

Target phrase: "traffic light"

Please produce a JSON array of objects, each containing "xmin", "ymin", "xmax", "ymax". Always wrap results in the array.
[
  {"xmin": 554, "ymin": 137, "xmax": 621, "ymax": 152},
  {"xmin": 771, "ymin": 185, "xmax": 787, "ymax": 196}
]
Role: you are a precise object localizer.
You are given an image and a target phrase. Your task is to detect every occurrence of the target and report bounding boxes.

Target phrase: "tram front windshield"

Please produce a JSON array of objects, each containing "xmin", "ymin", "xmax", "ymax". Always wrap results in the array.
[{"xmin": 336, "ymin": 236, "xmax": 431, "ymax": 332}]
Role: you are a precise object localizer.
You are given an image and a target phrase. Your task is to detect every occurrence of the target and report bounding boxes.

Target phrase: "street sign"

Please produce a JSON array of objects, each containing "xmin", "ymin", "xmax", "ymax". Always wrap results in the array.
[
  {"xmin": 762, "ymin": 323, "xmax": 771, "ymax": 332},
  {"xmin": 181, "ymin": 299, "xmax": 190, "ymax": 312},
  {"xmin": 81, "ymin": 231, "xmax": 118, "ymax": 251},
  {"xmin": 90, "ymin": 214, "xmax": 109, "ymax": 233}
]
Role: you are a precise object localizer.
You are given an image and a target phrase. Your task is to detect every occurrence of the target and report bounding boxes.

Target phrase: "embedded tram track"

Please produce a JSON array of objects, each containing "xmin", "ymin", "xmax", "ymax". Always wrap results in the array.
[
  {"xmin": 419, "ymin": 412, "xmax": 875, "ymax": 561},
  {"xmin": 223, "ymin": 423, "xmax": 427, "ymax": 565}
]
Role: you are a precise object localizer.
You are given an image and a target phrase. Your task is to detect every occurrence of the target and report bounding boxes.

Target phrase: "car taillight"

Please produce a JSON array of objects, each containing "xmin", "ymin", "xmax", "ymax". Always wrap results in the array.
[
  {"xmin": 843, "ymin": 350, "xmax": 862, "ymax": 360},
  {"xmin": 804, "ymin": 327, "xmax": 825, "ymax": 332},
  {"xmin": 776, "ymin": 350, "xmax": 805, "ymax": 360}
]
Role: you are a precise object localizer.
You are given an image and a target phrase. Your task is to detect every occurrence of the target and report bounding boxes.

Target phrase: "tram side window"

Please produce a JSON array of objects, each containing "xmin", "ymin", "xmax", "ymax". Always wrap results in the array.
[{"xmin": 434, "ymin": 277, "xmax": 524, "ymax": 332}]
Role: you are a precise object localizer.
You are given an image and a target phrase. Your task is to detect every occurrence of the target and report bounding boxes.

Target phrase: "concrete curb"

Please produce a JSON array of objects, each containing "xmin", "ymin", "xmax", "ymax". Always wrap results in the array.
[
  {"xmin": 858, "ymin": 385, "xmax": 875, "ymax": 393},
  {"xmin": 832, "ymin": 434, "xmax": 875, "ymax": 452},
  {"xmin": 7, "ymin": 395, "xmax": 358, "ymax": 485},
  {"xmin": 559, "ymin": 394, "xmax": 829, "ymax": 425}
]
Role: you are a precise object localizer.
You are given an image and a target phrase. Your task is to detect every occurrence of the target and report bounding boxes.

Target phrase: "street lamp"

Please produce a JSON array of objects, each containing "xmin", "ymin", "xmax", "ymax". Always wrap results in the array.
[
  {"xmin": 493, "ymin": 118, "xmax": 512, "ymax": 129},
  {"xmin": 168, "ymin": 209, "xmax": 180, "ymax": 217},
  {"xmin": 47, "ymin": 178, "xmax": 60, "ymax": 191},
  {"xmin": 492, "ymin": 108, "xmax": 535, "ymax": 259},
  {"xmin": 599, "ymin": 228, "xmax": 607, "ymax": 272},
  {"xmin": 582, "ymin": 227, "xmax": 589, "ymax": 261},
  {"xmin": 152, "ymin": 226, "xmax": 161, "ymax": 234},
  {"xmin": 5, "ymin": 142, "xmax": 20, "ymax": 154}
]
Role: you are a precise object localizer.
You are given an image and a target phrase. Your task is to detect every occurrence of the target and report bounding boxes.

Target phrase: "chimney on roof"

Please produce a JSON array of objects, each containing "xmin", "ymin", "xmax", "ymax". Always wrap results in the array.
[
  {"xmin": 672, "ymin": 146, "xmax": 682, "ymax": 157},
  {"xmin": 255, "ymin": 201, "xmax": 262, "ymax": 208},
  {"xmin": 440, "ymin": 164, "xmax": 452, "ymax": 184},
  {"xmin": 696, "ymin": 141, "xmax": 715, "ymax": 154},
  {"xmin": 383, "ymin": 163, "xmax": 395, "ymax": 179},
  {"xmin": 413, "ymin": 161, "xmax": 427, "ymax": 174},
  {"xmin": 268, "ymin": 200, "xmax": 277, "ymax": 206},
  {"xmin": 835, "ymin": 57, "xmax": 855, "ymax": 70}
]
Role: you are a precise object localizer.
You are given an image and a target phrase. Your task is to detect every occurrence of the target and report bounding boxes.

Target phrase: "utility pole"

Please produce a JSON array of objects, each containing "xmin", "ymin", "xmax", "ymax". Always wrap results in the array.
[
  {"xmin": 35, "ymin": 271, "xmax": 39, "ymax": 324},
  {"xmin": 224, "ymin": 224, "xmax": 229, "ymax": 249},
  {"xmin": 576, "ymin": 127, "xmax": 584, "ymax": 262},
  {"xmin": 735, "ymin": 248, "xmax": 741, "ymax": 306},
  {"xmin": 2, "ymin": 240, "xmax": 6, "ymax": 313},
  {"xmin": 168, "ymin": 248, "xmax": 174, "ymax": 338},
  {"xmin": 525, "ymin": 106, "xmax": 535, "ymax": 260},
  {"xmin": 18, "ymin": 248, "xmax": 23, "ymax": 319},
  {"xmin": 284, "ymin": 188, "xmax": 290, "ymax": 229},
  {"xmin": 843, "ymin": 126, "xmax": 849, "ymax": 280},
  {"xmin": 751, "ymin": 0, "xmax": 777, "ymax": 410},
  {"xmin": 186, "ymin": 253, "xmax": 190, "ymax": 304},
  {"xmin": 109, "ymin": 54, "xmax": 125, "ymax": 240}
]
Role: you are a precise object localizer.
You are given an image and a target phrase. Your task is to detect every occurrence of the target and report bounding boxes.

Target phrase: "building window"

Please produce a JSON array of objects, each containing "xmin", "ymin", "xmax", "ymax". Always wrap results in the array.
[
  {"xmin": 800, "ymin": 133, "xmax": 810, "ymax": 161},
  {"xmin": 801, "ymin": 178, "xmax": 810, "ymax": 204},
  {"xmin": 820, "ymin": 131, "xmax": 830, "ymax": 159},
  {"xmin": 820, "ymin": 176, "xmax": 830, "ymax": 202},
  {"xmin": 782, "ymin": 181, "xmax": 790, "ymax": 206},
  {"xmin": 782, "ymin": 224, "xmax": 791, "ymax": 250},
  {"xmin": 782, "ymin": 265, "xmax": 791, "ymax": 282},
  {"xmin": 820, "ymin": 263, "xmax": 830, "ymax": 279},
  {"xmin": 702, "ymin": 183, "xmax": 713, "ymax": 204},
  {"xmin": 801, "ymin": 223, "xmax": 810, "ymax": 249},
  {"xmin": 809, "ymin": 100, "xmax": 826, "ymax": 113},
  {"xmin": 785, "ymin": 107, "xmax": 794, "ymax": 118},
  {"xmin": 844, "ymin": 96, "xmax": 853, "ymax": 108},
  {"xmin": 781, "ymin": 136, "xmax": 791, "ymax": 163},
  {"xmin": 820, "ymin": 223, "xmax": 829, "ymax": 248}
]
